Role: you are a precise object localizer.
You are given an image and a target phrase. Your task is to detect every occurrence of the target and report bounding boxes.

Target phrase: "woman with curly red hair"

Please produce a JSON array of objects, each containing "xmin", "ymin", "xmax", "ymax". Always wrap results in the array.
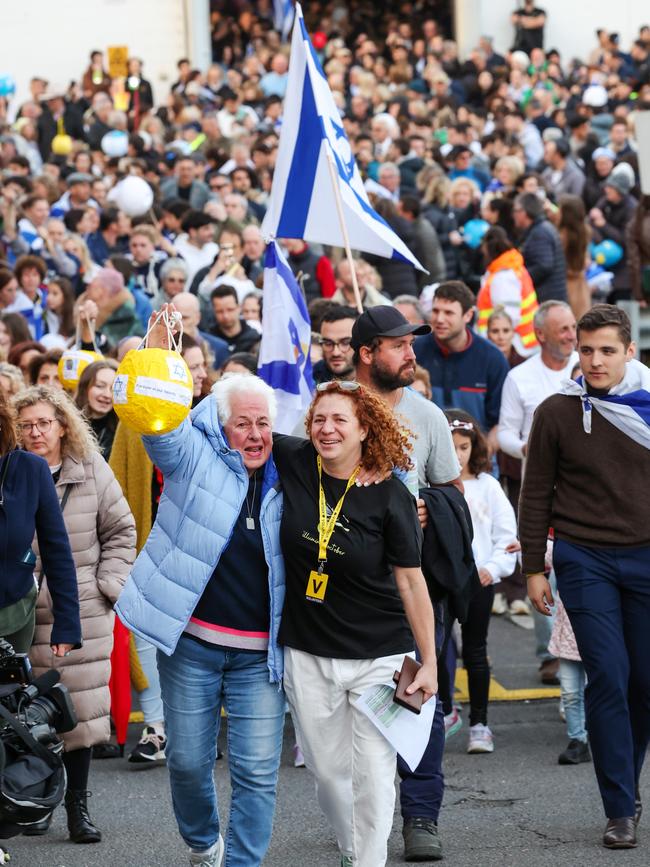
[{"xmin": 274, "ymin": 380, "xmax": 437, "ymax": 867}]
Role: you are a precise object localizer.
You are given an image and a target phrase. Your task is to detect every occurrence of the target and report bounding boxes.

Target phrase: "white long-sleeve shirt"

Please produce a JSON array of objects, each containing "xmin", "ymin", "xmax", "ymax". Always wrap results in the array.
[
  {"xmin": 497, "ymin": 352, "xmax": 578, "ymax": 460},
  {"xmin": 463, "ymin": 474, "xmax": 517, "ymax": 584}
]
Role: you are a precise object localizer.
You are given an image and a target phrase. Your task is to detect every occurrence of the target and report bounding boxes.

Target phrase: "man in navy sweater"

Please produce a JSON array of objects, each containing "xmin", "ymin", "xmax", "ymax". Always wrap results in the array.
[{"xmin": 415, "ymin": 281, "xmax": 509, "ymax": 452}]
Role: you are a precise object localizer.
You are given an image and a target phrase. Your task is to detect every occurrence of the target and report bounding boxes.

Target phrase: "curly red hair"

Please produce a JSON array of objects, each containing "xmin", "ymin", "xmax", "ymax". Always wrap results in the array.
[{"xmin": 305, "ymin": 382, "xmax": 413, "ymax": 476}]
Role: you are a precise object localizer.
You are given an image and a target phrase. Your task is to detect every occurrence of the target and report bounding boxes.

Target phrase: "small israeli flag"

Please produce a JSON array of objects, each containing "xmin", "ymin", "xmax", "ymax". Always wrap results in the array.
[
  {"xmin": 273, "ymin": 0, "xmax": 295, "ymax": 40},
  {"xmin": 561, "ymin": 358, "xmax": 650, "ymax": 449},
  {"xmin": 258, "ymin": 241, "xmax": 314, "ymax": 433},
  {"xmin": 261, "ymin": 3, "xmax": 424, "ymax": 271}
]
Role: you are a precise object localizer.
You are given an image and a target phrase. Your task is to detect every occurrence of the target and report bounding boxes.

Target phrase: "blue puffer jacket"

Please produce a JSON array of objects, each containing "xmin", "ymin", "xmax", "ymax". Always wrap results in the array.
[{"xmin": 115, "ymin": 396, "xmax": 285, "ymax": 683}]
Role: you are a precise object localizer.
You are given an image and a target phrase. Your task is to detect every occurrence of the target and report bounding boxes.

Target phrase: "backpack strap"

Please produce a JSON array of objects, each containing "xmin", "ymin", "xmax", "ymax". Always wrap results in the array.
[{"xmin": 0, "ymin": 702, "xmax": 59, "ymax": 770}]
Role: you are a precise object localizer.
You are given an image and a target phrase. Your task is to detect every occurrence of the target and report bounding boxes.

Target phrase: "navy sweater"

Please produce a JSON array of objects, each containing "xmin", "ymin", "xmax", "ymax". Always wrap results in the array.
[
  {"xmin": 0, "ymin": 450, "xmax": 81, "ymax": 646},
  {"xmin": 414, "ymin": 330, "xmax": 509, "ymax": 431}
]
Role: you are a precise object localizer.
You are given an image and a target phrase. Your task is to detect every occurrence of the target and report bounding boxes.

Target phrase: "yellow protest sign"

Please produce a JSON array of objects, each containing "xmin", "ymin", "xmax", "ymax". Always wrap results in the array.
[{"xmin": 107, "ymin": 46, "xmax": 129, "ymax": 79}]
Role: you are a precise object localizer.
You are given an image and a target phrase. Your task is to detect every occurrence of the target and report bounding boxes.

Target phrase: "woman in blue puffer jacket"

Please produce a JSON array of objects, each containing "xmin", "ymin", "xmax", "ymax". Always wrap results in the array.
[{"xmin": 116, "ymin": 355, "xmax": 285, "ymax": 867}]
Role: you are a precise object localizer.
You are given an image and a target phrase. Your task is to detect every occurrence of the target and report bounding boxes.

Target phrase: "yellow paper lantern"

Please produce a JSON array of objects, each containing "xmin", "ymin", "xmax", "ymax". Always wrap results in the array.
[
  {"xmin": 112, "ymin": 348, "xmax": 193, "ymax": 435},
  {"xmin": 58, "ymin": 348, "xmax": 103, "ymax": 391},
  {"xmin": 51, "ymin": 134, "xmax": 73, "ymax": 156}
]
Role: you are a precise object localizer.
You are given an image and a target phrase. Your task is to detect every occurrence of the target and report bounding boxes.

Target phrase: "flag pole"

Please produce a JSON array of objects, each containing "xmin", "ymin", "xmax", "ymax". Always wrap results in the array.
[{"xmin": 325, "ymin": 150, "xmax": 364, "ymax": 314}]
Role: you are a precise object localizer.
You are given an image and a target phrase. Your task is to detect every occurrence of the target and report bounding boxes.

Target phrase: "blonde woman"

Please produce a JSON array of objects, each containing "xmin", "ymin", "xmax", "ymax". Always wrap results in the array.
[
  {"xmin": 0, "ymin": 361, "xmax": 24, "ymax": 399},
  {"xmin": 14, "ymin": 386, "xmax": 136, "ymax": 844}
]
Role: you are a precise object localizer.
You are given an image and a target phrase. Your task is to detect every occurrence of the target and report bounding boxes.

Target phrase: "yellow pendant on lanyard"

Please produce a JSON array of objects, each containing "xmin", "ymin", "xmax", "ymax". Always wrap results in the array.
[{"xmin": 305, "ymin": 455, "xmax": 360, "ymax": 604}]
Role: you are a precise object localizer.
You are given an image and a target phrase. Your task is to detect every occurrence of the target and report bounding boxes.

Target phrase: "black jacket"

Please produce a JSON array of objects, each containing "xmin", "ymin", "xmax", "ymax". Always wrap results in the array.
[
  {"xmin": 364, "ymin": 215, "xmax": 419, "ymax": 298},
  {"xmin": 419, "ymin": 485, "xmax": 480, "ymax": 625},
  {"xmin": 37, "ymin": 103, "xmax": 86, "ymax": 161},
  {"xmin": 519, "ymin": 216, "xmax": 568, "ymax": 303}
]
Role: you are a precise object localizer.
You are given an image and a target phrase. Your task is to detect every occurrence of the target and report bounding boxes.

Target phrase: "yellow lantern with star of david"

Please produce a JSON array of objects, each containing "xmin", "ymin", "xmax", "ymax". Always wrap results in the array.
[{"xmin": 113, "ymin": 348, "xmax": 193, "ymax": 435}]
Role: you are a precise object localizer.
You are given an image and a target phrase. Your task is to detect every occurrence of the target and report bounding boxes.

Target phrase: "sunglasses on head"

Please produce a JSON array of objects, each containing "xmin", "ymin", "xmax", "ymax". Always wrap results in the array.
[
  {"xmin": 316, "ymin": 380, "xmax": 360, "ymax": 392},
  {"xmin": 448, "ymin": 419, "xmax": 474, "ymax": 432}
]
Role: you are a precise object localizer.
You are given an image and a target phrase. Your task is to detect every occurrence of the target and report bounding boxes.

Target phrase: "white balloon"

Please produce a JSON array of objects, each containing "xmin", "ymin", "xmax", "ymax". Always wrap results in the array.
[
  {"xmin": 114, "ymin": 175, "xmax": 154, "ymax": 217},
  {"xmin": 101, "ymin": 130, "xmax": 129, "ymax": 158}
]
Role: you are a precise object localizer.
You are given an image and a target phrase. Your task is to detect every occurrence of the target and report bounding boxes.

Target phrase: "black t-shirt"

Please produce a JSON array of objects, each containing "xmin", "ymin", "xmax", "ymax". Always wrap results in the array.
[
  {"xmin": 274, "ymin": 438, "xmax": 422, "ymax": 659},
  {"xmin": 513, "ymin": 6, "xmax": 545, "ymax": 52}
]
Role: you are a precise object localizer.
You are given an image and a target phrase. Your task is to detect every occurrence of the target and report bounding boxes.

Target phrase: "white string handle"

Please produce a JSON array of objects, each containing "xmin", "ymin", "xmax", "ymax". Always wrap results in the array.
[
  {"xmin": 75, "ymin": 308, "xmax": 99, "ymax": 352},
  {"xmin": 138, "ymin": 308, "xmax": 184, "ymax": 354}
]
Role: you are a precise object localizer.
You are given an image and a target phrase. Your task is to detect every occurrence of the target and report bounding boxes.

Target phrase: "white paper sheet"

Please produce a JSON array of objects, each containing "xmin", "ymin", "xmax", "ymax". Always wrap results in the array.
[{"xmin": 355, "ymin": 683, "xmax": 437, "ymax": 771}]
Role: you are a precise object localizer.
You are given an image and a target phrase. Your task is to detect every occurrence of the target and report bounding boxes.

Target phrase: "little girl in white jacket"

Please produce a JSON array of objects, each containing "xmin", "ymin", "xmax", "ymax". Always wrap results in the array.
[{"xmin": 447, "ymin": 410, "xmax": 517, "ymax": 755}]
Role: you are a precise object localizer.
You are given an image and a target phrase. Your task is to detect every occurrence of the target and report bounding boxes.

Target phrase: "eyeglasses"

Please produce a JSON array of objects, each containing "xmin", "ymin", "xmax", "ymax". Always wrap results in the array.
[
  {"xmin": 448, "ymin": 419, "xmax": 474, "ymax": 431},
  {"xmin": 318, "ymin": 337, "xmax": 353, "ymax": 351},
  {"xmin": 18, "ymin": 418, "xmax": 57, "ymax": 434},
  {"xmin": 316, "ymin": 380, "xmax": 360, "ymax": 392}
]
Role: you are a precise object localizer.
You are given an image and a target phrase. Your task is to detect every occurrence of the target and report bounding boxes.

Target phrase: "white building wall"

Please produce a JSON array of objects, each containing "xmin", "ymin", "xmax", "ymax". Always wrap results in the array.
[
  {"xmin": 457, "ymin": 0, "xmax": 646, "ymax": 63},
  {"xmin": 2, "ymin": 0, "xmax": 192, "ymax": 115}
]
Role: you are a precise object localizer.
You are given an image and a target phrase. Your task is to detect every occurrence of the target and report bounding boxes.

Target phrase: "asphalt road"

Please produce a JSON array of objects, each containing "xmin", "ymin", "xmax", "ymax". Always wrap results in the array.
[{"xmin": 6, "ymin": 615, "xmax": 649, "ymax": 867}]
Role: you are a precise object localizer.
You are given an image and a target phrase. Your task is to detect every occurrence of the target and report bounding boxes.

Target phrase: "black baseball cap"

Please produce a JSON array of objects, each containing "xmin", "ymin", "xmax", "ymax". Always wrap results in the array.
[{"xmin": 350, "ymin": 305, "xmax": 430, "ymax": 350}]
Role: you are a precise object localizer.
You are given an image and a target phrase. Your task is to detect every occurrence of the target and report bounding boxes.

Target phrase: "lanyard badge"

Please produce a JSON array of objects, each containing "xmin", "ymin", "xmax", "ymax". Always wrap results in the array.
[{"xmin": 306, "ymin": 456, "xmax": 359, "ymax": 604}]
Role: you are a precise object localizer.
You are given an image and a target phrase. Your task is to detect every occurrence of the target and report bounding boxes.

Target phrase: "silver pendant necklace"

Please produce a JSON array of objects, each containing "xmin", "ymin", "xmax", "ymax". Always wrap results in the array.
[{"xmin": 245, "ymin": 473, "xmax": 258, "ymax": 530}]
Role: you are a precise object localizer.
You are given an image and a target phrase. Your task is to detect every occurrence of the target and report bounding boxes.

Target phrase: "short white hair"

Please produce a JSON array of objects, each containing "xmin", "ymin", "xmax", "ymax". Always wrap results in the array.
[{"xmin": 211, "ymin": 373, "xmax": 277, "ymax": 426}]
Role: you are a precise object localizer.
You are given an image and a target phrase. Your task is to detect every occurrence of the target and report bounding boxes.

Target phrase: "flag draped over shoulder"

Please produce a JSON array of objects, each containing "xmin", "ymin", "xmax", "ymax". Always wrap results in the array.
[
  {"xmin": 258, "ymin": 241, "xmax": 314, "ymax": 434},
  {"xmin": 261, "ymin": 3, "xmax": 425, "ymax": 271},
  {"xmin": 560, "ymin": 358, "xmax": 650, "ymax": 449}
]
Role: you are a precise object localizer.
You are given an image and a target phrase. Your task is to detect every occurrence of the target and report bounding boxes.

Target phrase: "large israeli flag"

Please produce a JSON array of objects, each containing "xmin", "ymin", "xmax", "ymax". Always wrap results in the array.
[
  {"xmin": 261, "ymin": 3, "xmax": 425, "ymax": 271},
  {"xmin": 258, "ymin": 241, "xmax": 314, "ymax": 434}
]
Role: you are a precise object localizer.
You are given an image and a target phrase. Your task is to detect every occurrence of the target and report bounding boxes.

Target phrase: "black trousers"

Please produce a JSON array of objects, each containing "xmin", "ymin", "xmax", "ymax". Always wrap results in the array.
[{"xmin": 461, "ymin": 584, "xmax": 495, "ymax": 727}]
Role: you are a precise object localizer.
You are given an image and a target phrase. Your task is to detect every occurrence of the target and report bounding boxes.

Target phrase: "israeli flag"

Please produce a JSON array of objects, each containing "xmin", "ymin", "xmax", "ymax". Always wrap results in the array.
[
  {"xmin": 258, "ymin": 241, "xmax": 314, "ymax": 434},
  {"xmin": 261, "ymin": 3, "xmax": 425, "ymax": 271},
  {"xmin": 561, "ymin": 358, "xmax": 650, "ymax": 449},
  {"xmin": 273, "ymin": 0, "xmax": 295, "ymax": 40}
]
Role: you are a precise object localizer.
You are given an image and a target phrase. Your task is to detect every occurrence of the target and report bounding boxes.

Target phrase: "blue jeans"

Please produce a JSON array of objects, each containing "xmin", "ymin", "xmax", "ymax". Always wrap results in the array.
[
  {"xmin": 157, "ymin": 637, "xmax": 285, "ymax": 864},
  {"xmin": 554, "ymin": 539, "xmax": 650, "ymax": 818},
  {"xmin": 559, "ymin": 658, "xmax": 587, "ymax": 742},
  {"xmin": 398, "ymin": 603, "xmax": 445, "ymax": 823},
  {"xmin": 134, "ymin": 634, "xmax": 164, "ymax": 725}
]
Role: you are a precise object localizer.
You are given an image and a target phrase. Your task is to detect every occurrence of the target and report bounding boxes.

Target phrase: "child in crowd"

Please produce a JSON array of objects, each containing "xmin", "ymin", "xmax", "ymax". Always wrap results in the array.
[
  {"xmin": 549, "ymin": 593, "xmax": 590, "ymax": 765},
  {"xmin": 446, "ymin": 409, "xmax": 517, "ymax": 753}
]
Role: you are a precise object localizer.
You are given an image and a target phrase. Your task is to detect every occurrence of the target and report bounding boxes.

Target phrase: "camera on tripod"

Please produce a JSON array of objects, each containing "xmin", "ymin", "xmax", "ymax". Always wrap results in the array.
[{"xmin": 0, "ymin": 638, "xmax": 77, "ymax": 839}]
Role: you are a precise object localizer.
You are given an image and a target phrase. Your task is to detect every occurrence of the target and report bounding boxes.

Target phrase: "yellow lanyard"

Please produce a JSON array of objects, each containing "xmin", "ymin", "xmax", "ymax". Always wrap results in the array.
[{"xmin": 317, "ymin": 455, "xmax": 359, "ymax": 564}]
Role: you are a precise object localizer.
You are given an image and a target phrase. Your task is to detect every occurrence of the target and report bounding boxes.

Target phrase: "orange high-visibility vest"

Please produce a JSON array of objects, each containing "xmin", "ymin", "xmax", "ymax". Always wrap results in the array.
[{"xmin": 477, "ymin": 249, "xmax": 539, "ymax": 351}]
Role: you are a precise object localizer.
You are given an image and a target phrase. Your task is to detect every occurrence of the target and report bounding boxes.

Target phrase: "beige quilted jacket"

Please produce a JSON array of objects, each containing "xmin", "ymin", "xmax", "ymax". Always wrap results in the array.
[{"xmin": 32, "ymin": 450, "xmax": 136, "ymax": 751}]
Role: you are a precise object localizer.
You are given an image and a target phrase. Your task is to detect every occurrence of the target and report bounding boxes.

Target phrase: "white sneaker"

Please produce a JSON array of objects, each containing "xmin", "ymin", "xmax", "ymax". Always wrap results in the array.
[
  {"xmin": 189, "ymin": 834, "xmax": 224, "ymax": 866},
  {"xmin": 467, "ymin": 724, "xmax": 494, "ymax": 754},
  {"xmin": 509, "ymin": 599, "xmax": 531, "ymax": 616},
  {"xmin": 491, "ymin": 592, "xmax": 508, "ymax": 615}
]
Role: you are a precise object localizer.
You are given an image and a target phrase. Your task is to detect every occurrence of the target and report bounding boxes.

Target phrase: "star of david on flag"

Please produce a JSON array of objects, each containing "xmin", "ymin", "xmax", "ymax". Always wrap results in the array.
[{"xmin": 261, "ymin": 3, "xmax": 425, "ymax": 272}]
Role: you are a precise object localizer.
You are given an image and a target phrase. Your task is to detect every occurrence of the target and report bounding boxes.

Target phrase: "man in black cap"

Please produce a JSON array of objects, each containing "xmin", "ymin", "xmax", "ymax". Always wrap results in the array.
[{"xmin": 352, "ymin": 305, "xmax": 460, "ymax": 862}]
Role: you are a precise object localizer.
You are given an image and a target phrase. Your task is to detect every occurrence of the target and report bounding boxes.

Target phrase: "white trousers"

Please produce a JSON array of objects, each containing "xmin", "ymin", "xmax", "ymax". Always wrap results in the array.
[{"xmin": 284, "ymin": 647, "xmax": 406, "ymax": 867}]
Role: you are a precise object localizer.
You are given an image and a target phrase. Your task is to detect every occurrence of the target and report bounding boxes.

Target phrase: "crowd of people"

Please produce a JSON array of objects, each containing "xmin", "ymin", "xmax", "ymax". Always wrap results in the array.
[{"xmin": 1, "ymin": 1, "xmax": 650, "ymax": 864}]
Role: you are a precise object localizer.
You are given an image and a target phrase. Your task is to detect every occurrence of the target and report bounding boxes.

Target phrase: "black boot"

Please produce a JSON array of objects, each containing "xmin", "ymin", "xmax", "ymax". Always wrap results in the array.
[{"xmin": 64, "ymin": 789, "xmax": 101, "ymax": 843}]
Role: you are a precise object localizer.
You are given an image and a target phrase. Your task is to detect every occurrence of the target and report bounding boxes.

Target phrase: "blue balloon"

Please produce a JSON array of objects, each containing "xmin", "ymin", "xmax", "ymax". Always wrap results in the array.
[
  {"xmin": 462, "ymin": 219, "xmax": 490, "ymax": 249},
  {"xmin": 0, "ymin": 75, "xmax": 16, "ymax": 97},
  {"xmin": 590, "ymin": 240, "xmax": 623, "ymax": 269}
]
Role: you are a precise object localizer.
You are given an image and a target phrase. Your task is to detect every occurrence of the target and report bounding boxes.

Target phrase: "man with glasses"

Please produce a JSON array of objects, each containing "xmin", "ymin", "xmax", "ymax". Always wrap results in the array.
[{"xmin": 312, "ymin": 306, "xmax": 358, "ymax": 385}]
